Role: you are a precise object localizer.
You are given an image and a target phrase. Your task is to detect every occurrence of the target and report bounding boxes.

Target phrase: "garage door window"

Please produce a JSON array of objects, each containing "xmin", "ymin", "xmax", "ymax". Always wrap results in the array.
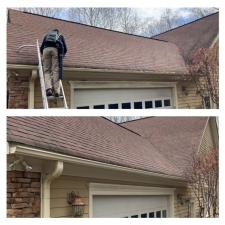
[
  {"xmin": 155, "ymin": 100, "xmax": 162, "ymax": 108},
  {"xmin": 134, "ymin": 102, "xmax": 143, "ymax": 109},
  {"xmin": 129, "ymin": 209, "xmax": 167, "ymax": 218},
  {"xmin": 108, "ymin": 104, "xmax": 119, "ymax": 109},
  {"xmin": 145, "ymin": 101, "xmax": 153, "ymax": 108},
  {"xmin": 122, "ymin": 103, "xmax": 131, "ymax": 109},
  {"xmin": 94, "ymin": 105, "xmax": 105, "ymax": 109},
  {"xmin": 77, "ymin": 98, "xmax": 172, "ymax": 109},
  {"xmin": 77, "ymin": 106, "xmax": 89, "ymax": 109},
  {"xmin": 149, "ymin": 212, "xmax": 154, "ymax": 218},
  {"xmin": 164, "ymin": 99, "xmax": 171, "ymax": 107}
]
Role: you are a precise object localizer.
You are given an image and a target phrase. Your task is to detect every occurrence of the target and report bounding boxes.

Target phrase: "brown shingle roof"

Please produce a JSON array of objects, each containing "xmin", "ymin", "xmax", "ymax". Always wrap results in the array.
[
  {"xmin": 7, "ymin": 9, "xmax": 187, "ymax": 74},
  {"xmin": 153, "ymin": 13, "xmax": 219, "ymax": 61},
  {"xmin": 7, "ymin": 117, "xmax": 182, "ymax": 178},
  {"xmin": 121, "ymin": 117, "xmax": 208, "ymax": 174}
]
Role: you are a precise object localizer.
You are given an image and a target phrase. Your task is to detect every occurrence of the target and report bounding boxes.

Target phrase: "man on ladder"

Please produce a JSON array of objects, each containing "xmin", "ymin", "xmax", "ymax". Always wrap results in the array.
[{"xmin": 40, "ymin": 29, "xmax": 67, "ymax": 97}]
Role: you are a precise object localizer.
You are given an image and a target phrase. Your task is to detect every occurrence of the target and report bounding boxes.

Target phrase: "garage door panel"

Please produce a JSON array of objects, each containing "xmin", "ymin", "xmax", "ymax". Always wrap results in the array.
[
  {"xmin": 74, "ymin": 88, "xmax": 173, "ymax": 108},
  {"xmin": 93, "ymin": 195, "xmax": 169, "ymax": 218}
]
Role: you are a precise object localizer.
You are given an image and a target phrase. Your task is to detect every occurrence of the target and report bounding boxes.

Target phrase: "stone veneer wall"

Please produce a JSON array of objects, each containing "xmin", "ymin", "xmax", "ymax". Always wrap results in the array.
[
  {"xmin": 7, "ymin": 171, "xmax": 41, "ymax": 218},
  {"xmin": 7, "ymin": 74, "xmax": 29, "ymax": 109}
]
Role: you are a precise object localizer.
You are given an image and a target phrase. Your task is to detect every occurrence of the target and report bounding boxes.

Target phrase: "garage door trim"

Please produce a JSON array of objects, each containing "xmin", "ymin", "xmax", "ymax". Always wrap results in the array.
[
  {"xmin": 70, "ymin": 81, "xmax": 178, "ymax": 109},
  {"xmin": 89, "ymin": 183, "xmax": 175, "ymax": 218}
]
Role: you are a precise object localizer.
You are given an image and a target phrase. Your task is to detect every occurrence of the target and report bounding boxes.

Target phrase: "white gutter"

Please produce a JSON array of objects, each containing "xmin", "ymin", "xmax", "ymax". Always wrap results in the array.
[
  {"xmin": 7, "ymin": 63, "xmax": 188, "ymax": 76},
  {"xmin": 8, "ymin": 144, "xmax": 185, "ymax": 182},
  {"xmin": 41, "ymin": 160, "xmax": 63, "ymax": 218}
]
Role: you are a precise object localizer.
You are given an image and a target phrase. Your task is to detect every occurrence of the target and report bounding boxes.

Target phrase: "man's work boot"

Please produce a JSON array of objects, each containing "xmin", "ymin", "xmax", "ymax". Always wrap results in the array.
[
  {"xmin": 54, "ymin": 92, "xmax": 63, "ymax": 98},
  {"xmin": 46, "ymin": 88, "xmax": 53, "ymax": 96}
]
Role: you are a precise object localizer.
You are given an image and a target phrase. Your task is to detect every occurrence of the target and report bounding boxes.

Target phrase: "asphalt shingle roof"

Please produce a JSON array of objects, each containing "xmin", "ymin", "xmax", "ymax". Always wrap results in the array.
[
  {"xmin": 7, "ymin": 9, "xmax": 188, "ymax": 74},
  {"xmin": 7, "ymin": 117, "xmax": 208, "ymax": 178},
  {"xmin": 153, "ymin": 12, "xmax": 219, "ymax": 61},
  {"xmin": 121, "ymin": 117, "xmax": 208, "ymax": 174}
]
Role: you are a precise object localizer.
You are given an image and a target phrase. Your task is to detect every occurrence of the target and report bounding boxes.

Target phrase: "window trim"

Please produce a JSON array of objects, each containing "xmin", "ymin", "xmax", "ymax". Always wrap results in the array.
[{"xmin": 89, "ymin": 183, "xmax": 175, "ymax": 218}]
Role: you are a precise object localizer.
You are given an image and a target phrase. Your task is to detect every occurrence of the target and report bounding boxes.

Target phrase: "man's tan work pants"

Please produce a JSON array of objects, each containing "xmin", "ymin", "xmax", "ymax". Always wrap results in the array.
[{"xmin": 43, "ymin": 47, "xmax": 60, "ymax": 94}]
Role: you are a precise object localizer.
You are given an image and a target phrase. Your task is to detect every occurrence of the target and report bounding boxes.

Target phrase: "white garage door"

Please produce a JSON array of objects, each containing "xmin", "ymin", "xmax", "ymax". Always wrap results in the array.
[
  {"xmin": 93, "ymin": 195, "xmax": 169, "ymax": 218},
  {"xmin": 74, "ymin": 88, "xmax": 173, "ymax": 109}
]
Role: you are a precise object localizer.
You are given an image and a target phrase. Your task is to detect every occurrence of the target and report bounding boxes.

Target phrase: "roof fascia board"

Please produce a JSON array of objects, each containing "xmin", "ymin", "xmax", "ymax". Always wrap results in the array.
[
  {"xmin": 8, "ymin": 143, "xmax": 186, "ymax": 182},
  {"xmin": 7, "ymin": 64, "xmax": 187, "ymax": 76}
]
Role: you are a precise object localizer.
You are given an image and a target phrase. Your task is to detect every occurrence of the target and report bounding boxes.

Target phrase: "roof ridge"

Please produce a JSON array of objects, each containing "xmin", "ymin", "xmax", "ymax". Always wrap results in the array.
[
  {"xmin": 8, "ymin": 8, "xmax": 170, "ymax": 44},
  {"xmin": 102, "ymin": 117, "xmax": 142, "ymax": 137},
  {"xmin": 100, "ymin": 117, "xmax": 183, "ymax": 176},
  {"xmin": 152, "ymin": 11, "xmax": 219, "ymax": 38}
]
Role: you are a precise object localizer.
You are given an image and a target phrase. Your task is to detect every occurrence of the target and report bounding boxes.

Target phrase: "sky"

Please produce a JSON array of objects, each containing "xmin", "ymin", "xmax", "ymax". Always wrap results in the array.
[{"xmin": 137, "ymin": 8, "xmax": 194, "ymax": 20}]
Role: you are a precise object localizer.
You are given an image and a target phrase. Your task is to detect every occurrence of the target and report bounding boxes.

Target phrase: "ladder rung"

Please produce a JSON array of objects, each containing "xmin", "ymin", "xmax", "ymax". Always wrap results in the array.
[
  {"xmin": 49, "ymin": 107, "xmax": 67, "ymax": 109},
  {"xmin": 47, "ymin": 96, "xmax": 64, "ymax": 100}
]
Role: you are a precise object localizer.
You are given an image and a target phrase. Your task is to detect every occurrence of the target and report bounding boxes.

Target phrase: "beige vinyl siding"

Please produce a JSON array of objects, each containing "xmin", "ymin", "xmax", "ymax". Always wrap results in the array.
[
  {"xmin": 177, "ymin": 81, "xmax": 202, "ymax": 109},
  {"xmin": 50, "ymin": 175, "xmax": 190, "ymax": 218},
  {"xmin": 34, "ymin": 80, "xmax": 70, "ymax": 108},
  {"xmin": 174, "ymin": 188, "xmax": 190, "ymax": 217},
  {"xmin": 50, "ymin": 176, "xmax": 89, "ymax": 218},
  {"xmin": 199, "ymin": 122, "xmax": 215, "ymax": 154}
]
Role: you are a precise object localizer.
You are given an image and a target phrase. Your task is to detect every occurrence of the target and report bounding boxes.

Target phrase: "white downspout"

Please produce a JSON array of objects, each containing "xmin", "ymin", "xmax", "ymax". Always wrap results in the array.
[{"xmin": 41, "ymin": 160, "xmax": 63, "ymax": 218}]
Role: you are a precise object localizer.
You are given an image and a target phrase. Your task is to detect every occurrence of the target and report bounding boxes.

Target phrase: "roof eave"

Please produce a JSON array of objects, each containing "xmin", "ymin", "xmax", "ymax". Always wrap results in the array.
[
  {"xmin": 8, "ymin": 143, "xmax": 187, "ymax": 183},
  {"xmin": 7, "ymin": 63, "xmax": 188, "ymax": 77}
]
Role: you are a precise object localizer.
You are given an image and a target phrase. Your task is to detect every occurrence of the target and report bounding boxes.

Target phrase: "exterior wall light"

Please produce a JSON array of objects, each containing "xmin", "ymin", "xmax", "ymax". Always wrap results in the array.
[{"xmin": 67, "ymin": 191, "xmax": 85, "ymax": 217}]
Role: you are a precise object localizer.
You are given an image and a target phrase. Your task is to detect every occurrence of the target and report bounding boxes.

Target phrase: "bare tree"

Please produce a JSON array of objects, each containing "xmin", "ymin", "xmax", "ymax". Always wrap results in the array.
[
  {"xmin": 188, "ymin": 46, "xmax": 219, "ymax": 108},
  {"xmin": 15, "ymin": 7, "xmax": 63, "ymax": 18},
  {"xmin": 143, "ymin": 8, "xmax": 180, "ymax": 36},
  {"xmin": 68, "ymin": 8, "xmax": 144, "ymax": 34},
  {"xmin": 189, "ymin": 8, "xmax": 218, "ymax": 19},
  {"xmin": 69, "ymin": 8, "xmax": 121, "ymax": 30},
  {"xmin": 68, "ymin": 8, "xmax": 103, "ymax": 27},
  {"xmin": 117, "ymin": 8, "xmax": 143, "ymax": 34},
  {"xmin": 106, "ymin": 116, "xmax": 145, "ymax": 123},
  {"xmin": 186, "ymin": 148, "xmax": 219, "ymax": 217}
]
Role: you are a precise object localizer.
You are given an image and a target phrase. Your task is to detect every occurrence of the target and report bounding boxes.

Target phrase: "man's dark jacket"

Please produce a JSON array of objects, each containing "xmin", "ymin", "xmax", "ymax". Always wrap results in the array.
[
  {"xmin": 40, "ymin": 34, "xmax": 67, "ymax": 56},
  {"xmin": 40, "ymin": 33, "xmax": 67, "ymax": 79}
]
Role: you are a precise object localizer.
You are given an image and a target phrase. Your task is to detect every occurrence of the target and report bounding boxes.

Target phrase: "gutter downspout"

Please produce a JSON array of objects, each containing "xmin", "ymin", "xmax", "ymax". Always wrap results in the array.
[{"xmin": 41, "ymin": 160, "xmax": 64, "ymax": 218}]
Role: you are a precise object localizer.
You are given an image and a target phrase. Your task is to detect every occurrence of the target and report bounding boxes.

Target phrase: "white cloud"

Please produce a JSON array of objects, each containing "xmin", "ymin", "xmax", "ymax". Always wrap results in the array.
[{"xmin": 137, "ymin": 8, "xmax": 166, "ymax": 20}]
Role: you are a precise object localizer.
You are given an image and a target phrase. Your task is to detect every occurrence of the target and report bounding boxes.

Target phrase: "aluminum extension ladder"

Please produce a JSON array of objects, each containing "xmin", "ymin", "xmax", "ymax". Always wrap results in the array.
[
  {"xmin": 36, "ymin": 40, "xmax": 68, "ymax": 109},
  {"xmin": 18, "ymin": 40, "xmax": 68, "ymax": 109}
]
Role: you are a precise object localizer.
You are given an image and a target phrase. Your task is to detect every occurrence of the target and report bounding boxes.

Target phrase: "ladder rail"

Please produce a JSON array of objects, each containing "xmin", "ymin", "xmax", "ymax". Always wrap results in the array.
[
  {"xmin": 59, "ymin": 80, "xmax": 68, "ymax": 109},
  {"xmin": 18, "ymin": 41, "xmax": 68, "ymax": 109},
  {"xmin": 36, "ymin": 39, "xmax": 49, "ymax": 109}
]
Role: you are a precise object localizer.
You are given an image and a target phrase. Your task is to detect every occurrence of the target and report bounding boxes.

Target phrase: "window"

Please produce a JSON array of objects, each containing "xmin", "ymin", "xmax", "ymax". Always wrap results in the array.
[
  {"xmin": 162, "ymin": 210, "xmax": 167, "ymax": 218},
  {"xmin": 131, "ymin": 215, "xmax": 138, "ymax": 218},
  {"xmin": 77, "ymin": 106, "xmax": 89, "ymax": 109},
  {"xmin": 155, "ymin": 100, "xmax": 162, "ymax": 108},
  {"xmin": 164, "ymin": 99, "xmax": 171, "ymax": 107},
  {"xmin": 149, "ymin": 212, "xmax": 154, "ymax": 218},
  {"xmin": 145, "ymin": 101, "xmax": 153, "ymax": 108},
  {"xmin": 108, "ymin": 103, "xmax": 119, "ymax": 109},
  {"xmin": 94, "ymin": 105, "xmax": 105, "ymax": 109},
  {"xmin": 156, "ymin": 211, "xmax": 161, "ymax": 218},
  {"xmin": 141, "ymin": 213, "xmax": 147, "ymax": 218},
  {"xmin": 122, "ymin": 102, "xmax": 131, "ymax": 109},
  {"xmin": 134, "ymin": 102, "xmax": 142, "ymax": 109}
]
